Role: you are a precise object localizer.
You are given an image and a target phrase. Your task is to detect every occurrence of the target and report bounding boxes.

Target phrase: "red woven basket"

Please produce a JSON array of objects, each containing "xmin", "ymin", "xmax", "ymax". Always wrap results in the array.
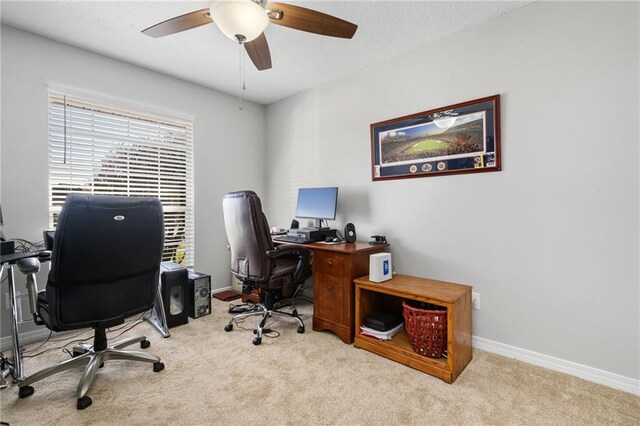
[{"xmin": 402, "ymin": 301, "xmax": 447, "ymax": 358}]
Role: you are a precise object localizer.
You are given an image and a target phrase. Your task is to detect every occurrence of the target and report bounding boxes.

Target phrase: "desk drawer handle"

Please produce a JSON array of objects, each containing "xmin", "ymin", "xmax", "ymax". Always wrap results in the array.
[
  {"xmin": 327, "ymin": 285, "xmax": 333, "ymax": 291},
  {"xmin": 327, "ymin": 261, "xmax": 333, "ymax": 266}
]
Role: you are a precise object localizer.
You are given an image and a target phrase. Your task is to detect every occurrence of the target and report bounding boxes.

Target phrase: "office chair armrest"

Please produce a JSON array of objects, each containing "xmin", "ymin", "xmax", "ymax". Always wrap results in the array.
[
  {"xmin": 38, "ymin": 250, "xmax": 52, "ymax": 262},
  {"xmin": 16, "ymin": 258, "xmax": 40, "ymax": 275},
  {"xmin": 16, "ymin": 258, "xmax": 45, "ymax": 325},
  {"xmin": 266, "ymin": 245, "xmax": 312, "ymax": 260},
  {"xmin": 266, "ymin": 246, "xmax": 313, "ymax": 283}
]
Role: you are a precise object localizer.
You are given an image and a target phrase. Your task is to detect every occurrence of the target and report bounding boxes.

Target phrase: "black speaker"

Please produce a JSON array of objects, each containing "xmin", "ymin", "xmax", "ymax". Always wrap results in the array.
[
  {"xmin": 344, "ymin": 223, "xmax": 356, "ymax": 243},
  {"xmin": 290, "ymin": 219, "xmax": 299, "ymax": 229}
]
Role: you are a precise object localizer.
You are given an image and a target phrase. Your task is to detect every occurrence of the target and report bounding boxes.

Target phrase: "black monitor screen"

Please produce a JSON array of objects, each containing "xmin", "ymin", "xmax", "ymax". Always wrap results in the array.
[{"xmin": 295, "ymin": 187, "xmax": 338, "ymax": 220}]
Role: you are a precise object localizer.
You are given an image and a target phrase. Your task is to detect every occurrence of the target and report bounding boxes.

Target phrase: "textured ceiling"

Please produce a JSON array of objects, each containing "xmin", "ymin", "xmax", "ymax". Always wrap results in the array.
[{"xmin": 0, "ymin": 1, "xmax": 532, "ymax": 105}]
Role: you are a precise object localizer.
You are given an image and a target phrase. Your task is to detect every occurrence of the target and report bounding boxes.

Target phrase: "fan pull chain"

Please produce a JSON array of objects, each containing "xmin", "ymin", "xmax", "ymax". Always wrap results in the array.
[{"xmin": 238, "ymin": 42, "xmax": 246, "ymax": 110}]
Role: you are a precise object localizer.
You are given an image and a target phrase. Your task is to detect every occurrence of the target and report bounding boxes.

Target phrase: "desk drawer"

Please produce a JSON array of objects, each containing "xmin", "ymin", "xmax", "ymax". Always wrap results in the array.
[
  {"xmin": 314, "ymin": 252, "xmax": 346, "ymax": 277},
  {"xmin": 314, "ymin": 273, "xmax": 344, "ymax": 324}
]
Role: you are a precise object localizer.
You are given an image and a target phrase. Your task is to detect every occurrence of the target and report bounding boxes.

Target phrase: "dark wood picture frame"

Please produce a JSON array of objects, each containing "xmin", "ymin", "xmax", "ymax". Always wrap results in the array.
[{"xmin": 370, "ymin": 95, "xmax": 501, "ymax": 181}]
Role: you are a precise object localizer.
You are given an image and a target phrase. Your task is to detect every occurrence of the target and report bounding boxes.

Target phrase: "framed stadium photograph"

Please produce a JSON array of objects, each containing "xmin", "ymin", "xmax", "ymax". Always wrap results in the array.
[{"xmin": 370, "ymin": 95, "xmax": 501, "ymax": 181}]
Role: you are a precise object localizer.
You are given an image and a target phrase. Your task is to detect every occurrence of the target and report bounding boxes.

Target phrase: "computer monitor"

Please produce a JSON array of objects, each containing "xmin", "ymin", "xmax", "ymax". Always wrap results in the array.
[{"xmin": 295, "ymin": 187, "xmax": 338, "ymax": 230}]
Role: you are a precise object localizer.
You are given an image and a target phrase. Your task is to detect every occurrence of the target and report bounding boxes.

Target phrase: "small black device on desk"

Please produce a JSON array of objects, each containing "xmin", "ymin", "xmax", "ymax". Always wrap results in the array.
[
  {"xmin": 317, "ymin": 236, "xmax": 344, "ymax": 245},
  {"xmin": 1, "ymin": 240, "xmax": 15, "ymax": 255},
  {"xmin": 369, "ymin": 235, "xmax": 388, "ymax": 245},
  {"xmin": 325, "ymin": 236, "xmax": 342, "ymax": 243}
]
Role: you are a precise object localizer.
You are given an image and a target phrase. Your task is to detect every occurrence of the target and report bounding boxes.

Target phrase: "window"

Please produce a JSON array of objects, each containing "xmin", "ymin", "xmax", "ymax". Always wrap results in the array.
[{"xmin": 48, "ymin": 89, "xmax": 194, "ymax": 266}]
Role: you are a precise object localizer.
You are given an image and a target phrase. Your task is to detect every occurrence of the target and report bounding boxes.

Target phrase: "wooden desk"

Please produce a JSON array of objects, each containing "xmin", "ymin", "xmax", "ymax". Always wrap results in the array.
[
  {"xmin": 274, "ymin": 240, "xmax": 388, "ymax": 344},
  {"xmin": 309, "ymin": 242, "xmax": 388, "ymax": 344},
  {"xmin": 354, "ymin": 274, "xmax": 472, "ymax": 383}
]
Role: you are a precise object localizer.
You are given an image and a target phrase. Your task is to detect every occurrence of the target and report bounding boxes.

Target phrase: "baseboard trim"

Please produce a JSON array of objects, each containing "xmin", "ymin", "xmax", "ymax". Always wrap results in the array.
[
  {"xmin": 212, "ymin": 286, "xmax": 232, "ymax": 294},
  {"xmin": 472, "ymin": 336, "xmax": 640, "ymax": 396}
]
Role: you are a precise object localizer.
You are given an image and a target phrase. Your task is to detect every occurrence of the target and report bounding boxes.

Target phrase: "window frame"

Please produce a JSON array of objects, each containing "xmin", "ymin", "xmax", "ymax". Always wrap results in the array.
[{"xmin": 47, "ymin": 86, "xmax": 195, "ymax": 266}]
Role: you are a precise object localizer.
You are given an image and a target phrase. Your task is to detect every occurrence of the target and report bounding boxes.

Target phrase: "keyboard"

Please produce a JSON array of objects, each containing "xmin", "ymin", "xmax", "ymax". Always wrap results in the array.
[{"xmin": 273, "ymin": 235, "xmax": 315, "ymax": 244}]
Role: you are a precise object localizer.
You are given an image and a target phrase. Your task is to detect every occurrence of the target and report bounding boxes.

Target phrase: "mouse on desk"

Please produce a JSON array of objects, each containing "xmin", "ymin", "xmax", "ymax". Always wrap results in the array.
[{"xmin": 325, "ymin": 237, "xmax": 342, "ymax": 243}]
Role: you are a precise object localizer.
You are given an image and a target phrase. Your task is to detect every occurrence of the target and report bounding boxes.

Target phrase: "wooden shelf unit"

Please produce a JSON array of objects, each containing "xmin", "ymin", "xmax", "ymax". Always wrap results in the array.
[{"xmin": 354, "ymin": 274, "xmax": 472, "ymax": 383}]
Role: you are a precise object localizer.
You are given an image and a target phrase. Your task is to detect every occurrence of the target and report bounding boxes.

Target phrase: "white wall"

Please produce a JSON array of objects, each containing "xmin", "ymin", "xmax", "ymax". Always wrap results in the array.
[
  {"xmin": 265, "ymin": 2, "xmax": 639, "ymax": 380},
  {"xmin": 0, "ymin": 25, "xmax": 267, "ymax": 337}
]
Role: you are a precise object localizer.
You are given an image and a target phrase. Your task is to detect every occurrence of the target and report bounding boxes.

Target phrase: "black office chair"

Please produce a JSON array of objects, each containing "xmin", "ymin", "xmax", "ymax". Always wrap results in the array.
[
  {"xmin": 17, "ymin": 194, "xmax": 166, "ymax": 409},
  {"xmin": 222, "ymin": 191, "xmax": 312, "ymax": 345}
]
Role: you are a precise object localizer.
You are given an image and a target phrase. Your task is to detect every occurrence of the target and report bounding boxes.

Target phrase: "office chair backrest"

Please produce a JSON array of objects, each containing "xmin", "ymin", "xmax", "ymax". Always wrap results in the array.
[
  {"xmin": 48, "ymin": 193, "xmax": 164, "ymax": 328},
  {"xmin": 222, "ymin": 191, "xmax": 274, "ymax": 283}
]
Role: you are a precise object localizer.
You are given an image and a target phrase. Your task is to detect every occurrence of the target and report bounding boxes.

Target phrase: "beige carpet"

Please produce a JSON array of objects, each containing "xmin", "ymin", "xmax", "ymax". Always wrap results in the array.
[{"xmin": 1, "ymin": 299, "xmax": 638, "ymax": 425}]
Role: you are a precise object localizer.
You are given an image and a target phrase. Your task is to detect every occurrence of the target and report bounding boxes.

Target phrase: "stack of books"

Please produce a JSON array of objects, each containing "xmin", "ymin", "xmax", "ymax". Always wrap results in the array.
[{"xmin": 359, "ymin": 322, "xmax": 404, "ymax": 341}]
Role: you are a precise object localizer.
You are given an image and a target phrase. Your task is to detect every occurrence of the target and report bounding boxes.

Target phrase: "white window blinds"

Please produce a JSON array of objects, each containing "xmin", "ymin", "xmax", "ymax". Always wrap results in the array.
[{"xmin": 48, "ymin": 90, "xmax": 194, "ymax": 266}]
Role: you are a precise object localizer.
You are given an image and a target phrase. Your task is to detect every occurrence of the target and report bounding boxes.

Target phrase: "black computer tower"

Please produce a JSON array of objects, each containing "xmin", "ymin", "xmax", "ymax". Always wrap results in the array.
[
  {"xmin": 160, "ymin": 262, "xmax": 189, "ymax": 328},
  {"xmin": 188, "ymin": 270, "xmax": 211, "ymax": 319}
]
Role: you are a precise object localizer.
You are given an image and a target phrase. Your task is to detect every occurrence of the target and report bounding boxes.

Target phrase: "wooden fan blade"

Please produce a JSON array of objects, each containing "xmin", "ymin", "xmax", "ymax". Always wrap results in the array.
[
  {"xmin": 266, "ymin": 3, "xmax": 357, "ymax": 39},
  {"xmin": 244, "ymin": 33, "xmax": 272, "ymax": 71},
  {"xmin": 142, "ymin": 9, "xmax": 212, "ymax": 38}
]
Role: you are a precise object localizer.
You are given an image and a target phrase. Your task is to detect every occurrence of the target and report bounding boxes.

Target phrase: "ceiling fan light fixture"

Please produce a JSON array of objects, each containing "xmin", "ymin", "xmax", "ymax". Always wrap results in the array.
[{"xmin": 210, "ymin": 0, "xmax": 269, "ymax": 43}]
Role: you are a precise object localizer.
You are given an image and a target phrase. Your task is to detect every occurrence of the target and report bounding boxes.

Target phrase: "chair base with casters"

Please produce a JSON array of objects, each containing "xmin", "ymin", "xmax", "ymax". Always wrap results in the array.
[
  {"xmin": 18, "ymin": 327, "xmax": 165, "ymax": 410},
  {"xmin": 224, "ymin": 288, "xmax": 305, "ymax": 345}
]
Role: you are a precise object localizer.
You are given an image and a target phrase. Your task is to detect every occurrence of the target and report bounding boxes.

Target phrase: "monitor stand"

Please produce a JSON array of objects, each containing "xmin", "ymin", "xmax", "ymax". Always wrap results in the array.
[{"xmin": 306, "ymin": 219, "xmax": 329, "ymax": 230}]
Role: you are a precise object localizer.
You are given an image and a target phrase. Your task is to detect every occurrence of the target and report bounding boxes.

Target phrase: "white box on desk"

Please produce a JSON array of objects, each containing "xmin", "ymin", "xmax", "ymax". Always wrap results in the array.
[{"xmin": 369, "ymin": 253, "xmax": 392, "ymax": 282}]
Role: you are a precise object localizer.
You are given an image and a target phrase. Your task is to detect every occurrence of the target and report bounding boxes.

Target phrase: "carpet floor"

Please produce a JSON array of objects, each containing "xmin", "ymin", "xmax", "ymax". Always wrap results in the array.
[{"xmin": 1, "ymin": 299, "xmax": 638, "ymax": 425}]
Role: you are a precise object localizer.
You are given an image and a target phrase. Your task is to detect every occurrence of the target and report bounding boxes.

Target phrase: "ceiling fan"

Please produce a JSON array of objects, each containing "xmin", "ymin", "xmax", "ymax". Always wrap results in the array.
[{"xmin": 142, "ymin": 0, "xmax": 358, "ymax": 71}]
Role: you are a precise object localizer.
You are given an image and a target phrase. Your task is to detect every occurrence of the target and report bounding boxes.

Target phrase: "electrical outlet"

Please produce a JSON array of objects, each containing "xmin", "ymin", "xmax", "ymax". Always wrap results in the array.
[{"xmin": 472, "ymin": 292, "xmax": 480, "ymax": 310}]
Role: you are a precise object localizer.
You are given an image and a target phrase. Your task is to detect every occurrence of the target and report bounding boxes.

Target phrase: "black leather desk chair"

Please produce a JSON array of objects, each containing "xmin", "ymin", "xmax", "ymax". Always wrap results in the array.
[
  {"xmin": 17, "ymin": 194, "xmax": 166, "ymax": 409},
  {"xmin": 222, "ymin": 191, "xmax": 312, "ymax": 345}
]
